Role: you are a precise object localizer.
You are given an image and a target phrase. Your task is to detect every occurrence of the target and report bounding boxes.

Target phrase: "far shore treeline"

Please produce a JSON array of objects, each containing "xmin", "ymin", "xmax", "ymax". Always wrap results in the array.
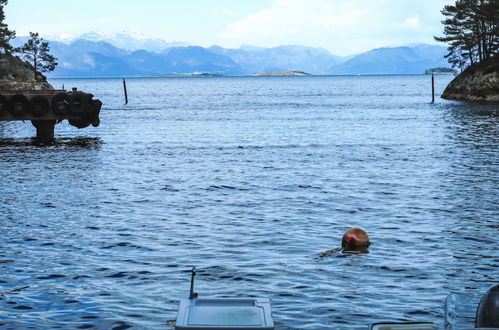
[{"xmin": 434, "ymin": 0, "xmax": 498, "ymax": 71}]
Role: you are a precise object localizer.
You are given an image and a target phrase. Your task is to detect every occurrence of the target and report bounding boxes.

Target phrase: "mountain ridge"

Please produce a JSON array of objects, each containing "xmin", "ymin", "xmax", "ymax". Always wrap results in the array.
[{"xmin": 12, "ymin": 35, "xmax": 450, "ymax": 77}]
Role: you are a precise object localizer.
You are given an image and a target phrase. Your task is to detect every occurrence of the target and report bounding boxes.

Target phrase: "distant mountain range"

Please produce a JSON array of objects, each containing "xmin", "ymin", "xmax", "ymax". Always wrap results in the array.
[
  {"xmin": 12, "ymin": 32, "xmax": 451, "ymax": 77},
  {"xmin": 329, "ymin": 44, "xmax": 450, "ymax": 75}
]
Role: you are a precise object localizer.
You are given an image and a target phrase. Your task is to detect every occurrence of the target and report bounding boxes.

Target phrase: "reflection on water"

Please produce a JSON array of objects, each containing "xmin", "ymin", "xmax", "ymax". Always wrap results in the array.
[
  {"xmin": 0, "ymin": 136, "xmax": 103, "ymax": 148},
  {"xmin": 437, "ymin": 101, "xmax": 498, "ymax": 295},
  {"xmin": 0, "ymin": 76, "xmax": 497, "ymax": 329},
  {"xmin": 445, "ymin": 293, "xmax": 481, "ymax": 330}
]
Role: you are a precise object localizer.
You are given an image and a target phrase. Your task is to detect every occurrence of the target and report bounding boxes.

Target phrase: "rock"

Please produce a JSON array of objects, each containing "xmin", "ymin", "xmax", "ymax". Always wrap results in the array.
[
  {"xmin": 0, "ymin": 53, "xmax": 53, "ymax": 91},
  {"xmin": 442, "ymin": 56, "xmax": 499, "ymax": 101}
]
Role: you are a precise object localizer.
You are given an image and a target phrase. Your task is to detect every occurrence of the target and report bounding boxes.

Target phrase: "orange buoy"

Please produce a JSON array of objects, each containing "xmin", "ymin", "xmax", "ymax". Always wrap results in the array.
[{"xmin": 342, "ymin": 227, "xmax": 370, "ymax": 251}]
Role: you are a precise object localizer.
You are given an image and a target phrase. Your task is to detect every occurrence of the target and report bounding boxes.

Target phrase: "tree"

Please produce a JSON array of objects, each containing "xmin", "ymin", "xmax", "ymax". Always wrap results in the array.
[
  {"xmin": 18, "ymin": 32, "xmax": 57, "ymax": 79},
  {"xmin": 435, "ymin": 0, "xmax": 498, "ymax": 70},
  {"xmin": 0, "ymin": 0, "xmax": 15, "ymax": 53}
]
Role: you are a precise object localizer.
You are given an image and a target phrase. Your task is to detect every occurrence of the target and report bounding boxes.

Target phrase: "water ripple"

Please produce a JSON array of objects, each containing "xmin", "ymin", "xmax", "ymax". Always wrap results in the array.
[{"xmin": 0, "ymin": 75, "xmax": 497, "ymax": 329}]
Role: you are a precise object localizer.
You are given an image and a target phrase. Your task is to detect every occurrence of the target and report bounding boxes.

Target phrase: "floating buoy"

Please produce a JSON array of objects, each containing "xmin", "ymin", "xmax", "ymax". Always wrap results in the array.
[
  {"xmin": 29, "ymin": 95, "xmax": 50, "ymax": 117},
  {"xmin": 8, "ymin": 94, "xmax": 29, "ymax": 117},
  {"xmin": 342, "ymin": 227, "xmax": 370, "ymax": 251},
  {"xmin": 51, "ymin": 93, "xmax": 72, "ymax": 116}
]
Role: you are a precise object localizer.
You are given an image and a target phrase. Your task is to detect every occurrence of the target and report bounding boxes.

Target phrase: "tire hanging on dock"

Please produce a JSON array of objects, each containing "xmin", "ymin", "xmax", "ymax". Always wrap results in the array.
[
  {"xmin": 29, "ymin": 95, "xmax": 50, "ymax": 117},
  {"xmin": 8, "ymin": 94, "xmax": 29, "ymax": 117},
  {"xmin": 90, "ymin": 99, "xmax": 102, "ymax": 127},
  {"xmin": 68, "ymin": 98, "xmax": 101, "ymax": 129},
  {"xmin": 69, "ymin": 93, "xmax": 90, "ymax": 115},
  {"xmin": 51, "ymin": 93, "xmax": 72, "ymax": 116}
]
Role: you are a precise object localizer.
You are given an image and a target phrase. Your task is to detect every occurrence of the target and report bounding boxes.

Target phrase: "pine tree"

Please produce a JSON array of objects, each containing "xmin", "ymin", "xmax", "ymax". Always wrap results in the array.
[
  {"xmin": 18, "ymin": 32, "xmax": 57, "ymax": 79},
  {"xmin": 0, "ymin": 0, "xmax": 15, "ymax": 53},
  {"xmin": 435, "ymin": 0, "xmax": 498, "ymax": 70}
]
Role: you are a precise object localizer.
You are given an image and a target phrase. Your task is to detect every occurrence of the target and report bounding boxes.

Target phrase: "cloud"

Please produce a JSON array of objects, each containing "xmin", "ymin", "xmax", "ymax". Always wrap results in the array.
[
  {"xmin": 402, "ymin": 15, "xmax": 421, "ymax": 30},
  {"xmin": 220, "ymin": 0, "xmax": 370, "ymax": 40},
  {"xmin": 217, "ymin": 0, "xmax": 445, "ymax": 55}
]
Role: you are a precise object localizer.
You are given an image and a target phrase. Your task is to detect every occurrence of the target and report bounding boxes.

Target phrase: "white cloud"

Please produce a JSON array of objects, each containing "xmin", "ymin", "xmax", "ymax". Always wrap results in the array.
[
  {"xmin": 217, "ymin": 0, "xmax": 443, "ymax": 55},
  {"xmin": 220, "ymin": 0, "xmax": 370, "ymax": 40},
  {"xmin": 402, "ymin": 15, "xmax": 421, "ymax": 30}
]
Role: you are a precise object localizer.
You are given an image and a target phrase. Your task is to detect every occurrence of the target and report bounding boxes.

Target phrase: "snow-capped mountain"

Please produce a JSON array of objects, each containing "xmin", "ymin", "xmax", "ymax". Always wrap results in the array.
[
  {"xmin": 76, "ymin": 31, "xmax": 189, "ymax": 53},
  {"xmin": 45, "ymin": 31, "xmax": 189, "ymax": 53}
]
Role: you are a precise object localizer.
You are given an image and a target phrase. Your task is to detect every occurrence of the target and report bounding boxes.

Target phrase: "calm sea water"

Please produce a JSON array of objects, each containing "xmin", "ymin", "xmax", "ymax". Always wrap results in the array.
[{"xmin": 0, "ymin": 75, "xmax": 497, "ymax": 329}]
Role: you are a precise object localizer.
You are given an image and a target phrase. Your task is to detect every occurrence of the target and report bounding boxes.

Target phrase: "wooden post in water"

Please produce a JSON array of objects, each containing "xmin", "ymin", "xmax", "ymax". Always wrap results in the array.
[
  {"xmin": 431, "ymin": 73, "xmax": 435, "ymax": 103},
  {"xmin": 123, "ymin": 78, "xmax": 128, "ymax": 104}
]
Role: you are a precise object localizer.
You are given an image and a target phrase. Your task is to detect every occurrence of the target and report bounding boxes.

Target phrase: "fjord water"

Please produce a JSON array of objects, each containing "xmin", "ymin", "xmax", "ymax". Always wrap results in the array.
[{"xmin": 0, "ymin": 75, "xmax": 497, "ymax": 329}]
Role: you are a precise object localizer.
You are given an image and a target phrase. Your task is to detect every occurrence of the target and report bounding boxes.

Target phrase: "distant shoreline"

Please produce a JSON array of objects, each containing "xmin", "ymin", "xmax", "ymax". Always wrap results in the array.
[
  {"xmin": 151, "ymin": 73, "xmax": 224, "ymax": 78},
  {"xmin": 47, "ymin": 73, "xmax": 452, "ymax": 79},
  {"xmin": 250, "ymin": 70, "xmax": 311, "ymax": 76}
]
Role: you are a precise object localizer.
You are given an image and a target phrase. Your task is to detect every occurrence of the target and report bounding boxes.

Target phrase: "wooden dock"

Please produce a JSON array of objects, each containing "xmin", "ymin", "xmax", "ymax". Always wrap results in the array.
[{"xmin": 0, "ymin": 88, "xmax": 102, "ymax": 141}]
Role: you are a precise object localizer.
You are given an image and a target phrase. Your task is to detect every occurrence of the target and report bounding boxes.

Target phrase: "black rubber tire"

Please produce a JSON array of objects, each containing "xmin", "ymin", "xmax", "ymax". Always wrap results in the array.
[
  {"xmin": 51, "ymin": 93, "xmax": 72, "ymax": 116},
  {"xmin": 70, "ymin": 93, "xmax": 90, "ymax": 115},
  {"xmin": 68, "ymin": 94, "xmax": 97, "ymax": 129},
  {"xmin": 29, "ymin": 95, "xmax": 50, "ymax": 117},
  {"xmin": 68, "ymin": 119, "xmax": 91, "ymax": 129},
  {"xmin": 91, "ymin": 99, "xmax": 102, "ymax": 127},
  {"xmin": 8, "ymin": 94, "xmax": 29, "ymax": 117}
]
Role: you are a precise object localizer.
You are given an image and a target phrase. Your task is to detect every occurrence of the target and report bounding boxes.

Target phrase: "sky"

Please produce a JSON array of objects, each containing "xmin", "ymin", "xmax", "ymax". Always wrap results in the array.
[{"xmin": 5, "ymin": 0, "xmax": 454, "ymax": 55}]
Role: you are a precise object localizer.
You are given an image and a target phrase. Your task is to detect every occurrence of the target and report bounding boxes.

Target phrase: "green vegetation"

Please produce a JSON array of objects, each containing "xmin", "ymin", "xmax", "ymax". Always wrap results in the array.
[
  {"xmin": 17, "ymin": 32, "xmax": 57, "ymax": 78},
  {"xmin": 425, "ymin": 67, "xmax": 458, "ymax": 74},
  {"xmin": 0, "ymin": 0, "xmax": 15, "ymax": 53},
  {"xmin": 435, "ymin": 0, "xmax": 498, "ymax": 71},
  {"xmin": 0, "ymin": 1, "xmax": 57, "ymax": 79}
]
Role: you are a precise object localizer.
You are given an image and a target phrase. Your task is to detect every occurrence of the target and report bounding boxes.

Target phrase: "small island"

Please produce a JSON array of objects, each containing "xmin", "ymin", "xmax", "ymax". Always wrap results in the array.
[
  {"xmin": 425, "ymin": 67, "xmax": 457, "ymax": 75},
  {"xmin": 250, "ymin": 70, "xmax": 311, "ymax": 76}
]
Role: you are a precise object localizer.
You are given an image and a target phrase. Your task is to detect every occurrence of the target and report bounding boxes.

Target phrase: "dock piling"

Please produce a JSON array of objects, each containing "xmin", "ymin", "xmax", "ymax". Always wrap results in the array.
[
  {"xmin": 123, "ymin": 78, "xmax": 128, "ymax": 104},
  {"xmin": 31, "ymin": 120, "xmax": 56, "ymax": 142},
  {"xmin": 431, "ymin": 73, "xmax": 435, "ymax": 103}
]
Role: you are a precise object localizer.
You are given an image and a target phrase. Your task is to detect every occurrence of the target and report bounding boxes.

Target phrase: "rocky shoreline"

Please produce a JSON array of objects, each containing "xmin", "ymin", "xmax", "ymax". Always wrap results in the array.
[
  {"xmin": 442, "ymin": 57, "xmax": 499, "ymax": 101},
  {"xmin": 0, "ymin": 53, "xmax": 53, "ymax": 91}
]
